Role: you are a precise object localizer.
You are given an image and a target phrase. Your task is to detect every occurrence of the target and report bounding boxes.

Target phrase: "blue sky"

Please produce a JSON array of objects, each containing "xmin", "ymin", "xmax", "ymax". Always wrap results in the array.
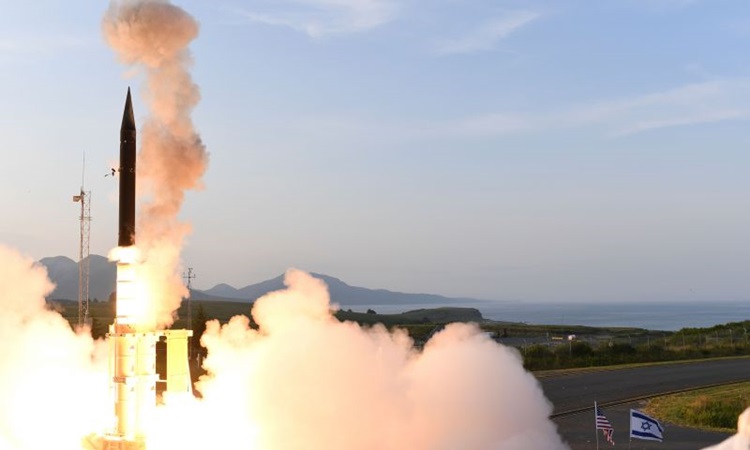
[{"xmin": 1, "ymin": 0, "xmax": 749, "ymax": 302}]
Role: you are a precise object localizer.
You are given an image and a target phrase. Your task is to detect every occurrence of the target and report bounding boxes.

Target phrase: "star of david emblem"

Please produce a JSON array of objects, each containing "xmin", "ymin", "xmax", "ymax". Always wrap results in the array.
[{"xmin": 641, "ymin": 421, "xmax": 652, "ymax": 431}]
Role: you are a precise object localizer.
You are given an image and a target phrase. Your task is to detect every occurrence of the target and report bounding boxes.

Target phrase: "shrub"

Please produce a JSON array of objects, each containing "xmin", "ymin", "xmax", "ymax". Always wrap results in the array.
[{"xmin": 683, "ymin": 395, "xmax": 745, "ymax": 430}]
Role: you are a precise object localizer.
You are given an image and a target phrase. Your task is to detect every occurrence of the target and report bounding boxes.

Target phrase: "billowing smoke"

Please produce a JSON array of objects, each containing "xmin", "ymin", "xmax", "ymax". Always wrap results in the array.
[
  {"xmin": 102, "ymin": 0, "xmax": 208, "ymax": 328},
  {"xmin": 185, "ymin": 269, "xmax": 570, "ymax": 450},
  {"xmin": 0, "ymin": 245, "xmax": 108, "ymax": 450},
  {"xmin": 135, "ymin": 269, "xmax": 570, "ymax": 449},
  {"xmin": 4, "ymin": 244, "xmax": 750, "ymax": 449},
  {"xmin": 0, "ymin": 245, "xmax": 572, "ymax": 449}
]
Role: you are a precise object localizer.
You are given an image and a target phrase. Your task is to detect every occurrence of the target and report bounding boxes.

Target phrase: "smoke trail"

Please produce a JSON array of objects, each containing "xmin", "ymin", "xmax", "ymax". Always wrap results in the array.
[
  {"xmin": 0, "ymin": 245, "xmax": 108, "ymax": 450},
  {"xmin": 102, "ymin": 0, "xmax": 208, "ymax": 328}
]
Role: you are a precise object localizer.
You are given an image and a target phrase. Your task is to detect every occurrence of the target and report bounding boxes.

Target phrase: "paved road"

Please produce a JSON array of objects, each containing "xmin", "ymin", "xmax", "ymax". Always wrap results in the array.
[
  {"xmin": 537, "ymin": 358, "xmax": 750, "ymax": 449},
  {"xmin": 539, "ymin": 358, "xmax": 750, "ymax": 414}
]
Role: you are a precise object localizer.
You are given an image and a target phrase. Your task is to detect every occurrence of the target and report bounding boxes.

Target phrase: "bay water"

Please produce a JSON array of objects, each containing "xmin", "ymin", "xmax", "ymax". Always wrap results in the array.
[{"xmin": 346, "ymin": 301, "xmax": 750, "ymax": 331}]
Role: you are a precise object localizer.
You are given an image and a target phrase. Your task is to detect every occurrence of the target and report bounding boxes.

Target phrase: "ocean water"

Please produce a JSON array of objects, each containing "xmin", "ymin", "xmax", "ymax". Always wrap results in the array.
[{"xmin": 346, "ymin": 301, "xmax": 750, "ymax": 331}]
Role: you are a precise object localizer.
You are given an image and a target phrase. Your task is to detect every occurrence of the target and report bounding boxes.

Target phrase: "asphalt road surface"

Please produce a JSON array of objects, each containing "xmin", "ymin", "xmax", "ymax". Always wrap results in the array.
[{"xmin": 538, "ymin": 358, "xmax": 750, "ymax": 449}]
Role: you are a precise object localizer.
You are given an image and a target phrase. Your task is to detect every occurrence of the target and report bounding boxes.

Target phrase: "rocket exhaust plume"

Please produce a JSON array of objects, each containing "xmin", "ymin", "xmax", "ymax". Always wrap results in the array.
[
  {"xmin": 101, "ymin": 0, "xmax": 203, "ymax": 446},
  {"xmin": 104, "ymin": 0, "xmax": 208, "ymax": 329}
]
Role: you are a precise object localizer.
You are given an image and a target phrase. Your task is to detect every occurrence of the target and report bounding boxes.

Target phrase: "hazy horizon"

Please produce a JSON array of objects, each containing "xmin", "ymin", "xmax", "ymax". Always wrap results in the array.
[
  {"xmin": 3, "ymin": 1, "xmax": 750, "ymax": 303},
  {"xmin": 37, "ymin": 252, "xmax": 749, "ymax": 305}
]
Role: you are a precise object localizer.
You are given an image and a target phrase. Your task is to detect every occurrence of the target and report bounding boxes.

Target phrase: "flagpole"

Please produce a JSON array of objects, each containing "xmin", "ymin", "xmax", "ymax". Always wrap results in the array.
[
  {"xmin": 628, "ymin": 409, "xmax": 632, "ymax": 450},
  {"xmin": 594, "ymin": 401, "xmax": 600, "ymax": 450}
]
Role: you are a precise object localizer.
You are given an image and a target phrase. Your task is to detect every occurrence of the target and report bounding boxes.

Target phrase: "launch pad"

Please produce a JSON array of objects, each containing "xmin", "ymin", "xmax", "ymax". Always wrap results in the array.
[
  {"xmin": 83, "ymin": 328, "xmax": 192, "ymax": 450},
  {"xmin": 84, "ymin": 433, "xmax": 145, "ymax": 450}
]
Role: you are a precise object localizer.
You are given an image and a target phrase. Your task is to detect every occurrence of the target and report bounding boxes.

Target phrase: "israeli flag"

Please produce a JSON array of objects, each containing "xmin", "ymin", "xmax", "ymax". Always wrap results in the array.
[{"xmin": 630, "ymin": 409, "xmax": 664, "ymax": 442}]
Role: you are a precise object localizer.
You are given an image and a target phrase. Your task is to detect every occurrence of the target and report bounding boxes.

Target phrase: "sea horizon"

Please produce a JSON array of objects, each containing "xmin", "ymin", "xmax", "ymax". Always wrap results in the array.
[{"xmin": 344, "ymin": 300, "xmax": 750, "ymax": 331}]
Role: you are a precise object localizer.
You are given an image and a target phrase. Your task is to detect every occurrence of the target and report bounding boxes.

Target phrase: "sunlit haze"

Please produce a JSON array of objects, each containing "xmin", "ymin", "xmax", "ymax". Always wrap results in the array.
[{"xmin": 2, "ymin": 0, "xmax": 750, "ymax": 302}]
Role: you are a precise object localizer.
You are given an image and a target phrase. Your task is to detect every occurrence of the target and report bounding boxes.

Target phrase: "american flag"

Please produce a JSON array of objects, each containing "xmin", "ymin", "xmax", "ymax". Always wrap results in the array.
[{"xmin": 596, "ymin": 405, "xmax": 615, "ymax": 445}]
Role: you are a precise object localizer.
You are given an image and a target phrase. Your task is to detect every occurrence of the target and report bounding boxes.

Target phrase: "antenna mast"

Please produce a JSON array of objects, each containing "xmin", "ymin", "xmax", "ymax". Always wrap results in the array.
[
  {"xmin": 183, "ymin": 267, "xmax": 196, "ymax": 357},
  {"xmin": 73, "ymin": 154, "xmax": 92, "ymax": 328},
  {"xmin": 183, "ymin": 267, "xmax": 196, "ymax": 326}
]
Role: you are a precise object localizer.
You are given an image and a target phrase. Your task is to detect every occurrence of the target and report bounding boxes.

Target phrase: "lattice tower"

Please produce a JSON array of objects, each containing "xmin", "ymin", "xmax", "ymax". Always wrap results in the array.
[
  {"xmin": 183, "ymin": 267, "xmax": 196, "ymax": 357},
  {"xmin": 74, "ymin": 189, "xmax": 92, "ymax": 328}
]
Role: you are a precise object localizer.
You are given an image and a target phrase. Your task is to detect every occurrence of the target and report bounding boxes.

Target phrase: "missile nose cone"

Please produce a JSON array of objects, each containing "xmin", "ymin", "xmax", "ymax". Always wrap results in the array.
[{"xmin": 121, "ymin": 87, "xmax": 136, "ymax": 132}]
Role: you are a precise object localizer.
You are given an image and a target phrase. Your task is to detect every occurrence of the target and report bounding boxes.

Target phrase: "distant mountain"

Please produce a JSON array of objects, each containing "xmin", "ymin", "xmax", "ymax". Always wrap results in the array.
[
  {"xmin": 186, "ymin": 287, "xmax": 240, "ymax": 302},
  {"xmin": 39, "ymin": 254, "xmax": 116, "ymax": 301},
  {"xmin": 38, "ymin": 254, "xmax": 480, "ymax": 307},
  {"xmin": 203, "ymin": 273, "xmax": 478, "ymax": 306},
  {"xmin": 203, "ymin": 283, "xmax": 242, "ymax": 298}
]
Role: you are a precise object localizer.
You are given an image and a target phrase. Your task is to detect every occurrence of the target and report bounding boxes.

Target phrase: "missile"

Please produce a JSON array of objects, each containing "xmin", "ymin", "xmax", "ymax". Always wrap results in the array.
[
  {"xmin": 115, "ymin": 88, "xmax": 138, "ymax": 329},
  {"xmin": 119, "ymin": 87, "xmax": 136, "ymax": 247},
  {"xmin": 84, "ymin": 88, "xmax": 193, "ymax": 450},
  {"xmin": 112, "ymin": 88, "xmax": 148, "ymax": 441}
]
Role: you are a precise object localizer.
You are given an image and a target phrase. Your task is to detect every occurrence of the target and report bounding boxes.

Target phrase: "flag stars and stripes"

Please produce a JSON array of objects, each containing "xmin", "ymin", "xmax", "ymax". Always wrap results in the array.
[{"xmin": 595, "ymin": 405, "xmax": 615, "ymax": 446}]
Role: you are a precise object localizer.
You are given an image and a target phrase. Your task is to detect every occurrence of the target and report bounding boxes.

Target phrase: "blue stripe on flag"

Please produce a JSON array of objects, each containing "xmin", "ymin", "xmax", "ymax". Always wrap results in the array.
[{"xmin": 630, "ymin": 409, "xmax": 664, "ymax": 442}]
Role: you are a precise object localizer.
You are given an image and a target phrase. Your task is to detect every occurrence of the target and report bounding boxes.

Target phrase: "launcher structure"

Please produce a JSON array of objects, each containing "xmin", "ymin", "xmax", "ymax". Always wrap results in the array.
[{"xmin": 84, "ymin": 89, "xmax": 193, "ymax": 450}]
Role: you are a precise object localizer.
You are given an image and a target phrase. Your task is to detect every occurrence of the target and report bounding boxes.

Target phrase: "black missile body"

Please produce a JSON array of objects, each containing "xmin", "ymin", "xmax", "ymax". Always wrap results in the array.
[{"xmin": 119, "ymin": 88, "xmax": 136, "ymax": 247}]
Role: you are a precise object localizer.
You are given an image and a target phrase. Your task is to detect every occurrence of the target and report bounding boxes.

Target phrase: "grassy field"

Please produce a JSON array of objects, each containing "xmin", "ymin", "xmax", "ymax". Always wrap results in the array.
[{"xmin": 646, "ymin": 382, "xmax": 750, "ymax": 432}]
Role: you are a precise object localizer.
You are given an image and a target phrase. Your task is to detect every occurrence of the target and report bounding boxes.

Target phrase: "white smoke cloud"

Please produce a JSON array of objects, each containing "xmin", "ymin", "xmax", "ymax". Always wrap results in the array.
[
  {"xmin": 0, "ymin": 245, "xmax": 108, "ymax": 450},
  {"xmin": 189, "ymin": 269, "xmax": 569, "ymax": 450}
]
